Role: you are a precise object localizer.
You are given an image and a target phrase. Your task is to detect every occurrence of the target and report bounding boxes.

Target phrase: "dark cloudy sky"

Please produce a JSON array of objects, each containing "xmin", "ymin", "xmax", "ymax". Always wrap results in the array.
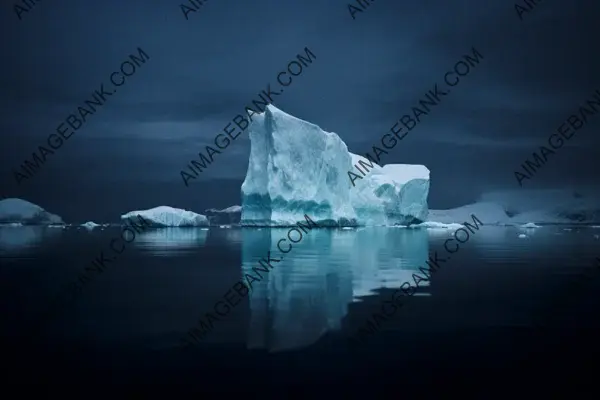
[{"xmin": 1, "ymin": 0, "xmax": 598, "ymax": 223}]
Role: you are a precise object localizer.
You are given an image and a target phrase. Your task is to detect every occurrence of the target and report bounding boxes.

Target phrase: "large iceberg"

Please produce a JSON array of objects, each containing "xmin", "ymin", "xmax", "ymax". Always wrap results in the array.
[
  {"xmin": 121, "ymin": 206, "xmax": 209, "ymax": 227},
  {"xmin": 0, "ymin": 198, "xmax": 64, "ymax": 225},
  {"xmin": 240, "ymin": 105, "xmax": 430, "ymax": 226}
]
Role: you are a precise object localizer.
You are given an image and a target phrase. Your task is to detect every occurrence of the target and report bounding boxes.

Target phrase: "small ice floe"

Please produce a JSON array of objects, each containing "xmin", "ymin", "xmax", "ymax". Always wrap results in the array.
[
  {"xmin": 200, "ymin": 228, "xmax": 209, "ymax": 231},
  {"xmin": 81, "ymin": 221, "xmax": 101, "ymax": 230},
  {"xmin": 563, "ymin": 228, "xmax": 573, "ymax": 232},
  {"xmin": 411, "ymin": 221, "xmax": 463, "ymax": 230},
  {"xmin": 518, "ymin": 234, "xmax": 528, "ymax": 238},
  {"xmin": 521, "ymin": 222, "xmax": 541, "ymax": 229},
  {"xmin": 219, "ymin": 225, "xmax": 231, "ymax": 229},
  {"xmin": 48, "ymin": 224, "xmax": 67, "ymax": 229},
  {"xmin": 341, "ymin": 227, "xmax": 354, "ymax": 230}
]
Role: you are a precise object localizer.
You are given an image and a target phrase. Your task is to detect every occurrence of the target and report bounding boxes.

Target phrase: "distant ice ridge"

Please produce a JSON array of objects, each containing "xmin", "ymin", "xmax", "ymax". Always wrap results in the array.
[
  {"xmin": 479, "ymin": 189, "xmax": 600, "ymax": 224},
  {"xmin": 240, "ymin": 104, "xmax": 430, "ymax": 227},
  {"xmin": 427, "ymin": 202, "xmax": 510, "ymax": 226},
  {"xmin": 121, "ymin": 206, "xmax": 208, "ymax": 227},
  {"xmin": 426, "ymin": 189, "xmax": 600, "ymax": 226},
  {"xmin": 204, "ymin": 205, "xmax": 241, "ymax": 225},
  {"xmin": 0, "ymin": 198, "xmax": 64, "ymax": 225},
  {"xmin": 428, "ymin": 188, "xmax": 600, "ymax": 228}
]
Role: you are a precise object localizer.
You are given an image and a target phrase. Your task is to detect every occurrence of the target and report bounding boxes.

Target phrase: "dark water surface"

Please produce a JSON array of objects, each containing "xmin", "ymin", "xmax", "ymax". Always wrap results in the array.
[{"xmin": 1, "ymin": 225, "xmax": 599, "ymax": 392}]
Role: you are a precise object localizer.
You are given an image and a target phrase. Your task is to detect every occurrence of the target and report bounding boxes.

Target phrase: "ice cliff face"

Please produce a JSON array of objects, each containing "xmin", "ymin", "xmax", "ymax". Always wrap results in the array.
[
  {"xmin": 240, "ymin": 105, "xmax": 430, "ymax": 226},
  {"xmin": 121, "ymin": 206, "xmax": 208, "ymax": 227},
  {"xmin": 0, "ymin": 198, "xmax": 64, "ymax": 225}
]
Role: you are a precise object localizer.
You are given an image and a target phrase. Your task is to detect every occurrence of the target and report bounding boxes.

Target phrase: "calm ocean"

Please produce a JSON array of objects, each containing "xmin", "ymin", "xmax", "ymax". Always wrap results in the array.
[{"xmin": 1, "ymin": 225, "xmax": 599, "ymax": 393}]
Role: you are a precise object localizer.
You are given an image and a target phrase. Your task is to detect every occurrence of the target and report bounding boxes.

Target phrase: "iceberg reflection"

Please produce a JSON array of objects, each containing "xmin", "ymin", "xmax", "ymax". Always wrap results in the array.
[
  {"xmin": 241, "ymin": 227, "xmax": 429, "ymax": 352},
  {"xmin": 0, "ymin": 226, "xmax": 64, "ymax": 254},
  {"xmin": 133, "ymin": 228, "xmax": 208, "ymax": 256}
]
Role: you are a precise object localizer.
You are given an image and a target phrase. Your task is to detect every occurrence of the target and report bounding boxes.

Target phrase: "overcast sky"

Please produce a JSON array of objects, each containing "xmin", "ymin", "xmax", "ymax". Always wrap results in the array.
[{"xmin": 1, "ymin": 0, "xmax": 598, "ymax": 222}]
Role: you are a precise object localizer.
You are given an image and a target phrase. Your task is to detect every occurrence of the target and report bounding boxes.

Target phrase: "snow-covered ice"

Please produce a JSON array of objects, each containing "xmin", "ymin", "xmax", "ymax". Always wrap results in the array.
[
  {"xmin": 221, "ymin": 205, "xmax": 242, "ymax": 213},
  {"xmin": 121, "ymin": 206, "xmax": 208, "ymax": 227},
  {"xmin": 0, "ymin": 198, "xmax": 64, "ymax": 225},
  {"xmin": 350, "ymin": 153, "xmax": 430, "ymax": 226},
  {"xmin": 240, "ymin": 104, "xmax": 430, "ymax": 227},
  {"xmin": 409, "ymin": 221, "xmax": 463, "ymax": 230}
]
